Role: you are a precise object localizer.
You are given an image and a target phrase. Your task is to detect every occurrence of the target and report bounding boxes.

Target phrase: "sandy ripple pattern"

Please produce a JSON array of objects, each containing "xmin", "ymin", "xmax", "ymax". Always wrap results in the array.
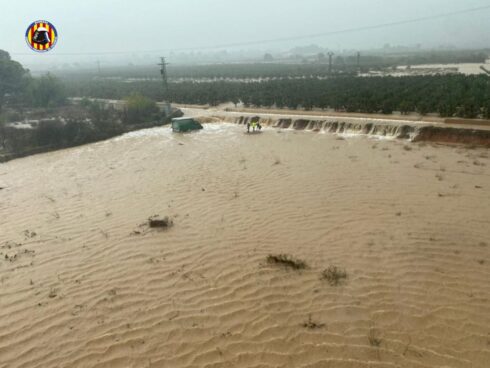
[{"xmin": 0, "ymin": 123, "xmax": 489, "ymax": 368}]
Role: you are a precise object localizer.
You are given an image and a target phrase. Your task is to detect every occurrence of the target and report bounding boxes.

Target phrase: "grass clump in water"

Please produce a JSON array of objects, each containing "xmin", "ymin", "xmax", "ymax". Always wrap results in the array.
[
  {"xmin": 368, "ymin": 328, "xmax": 382, "ymax": 347},
  {"xmin": 267, "ymin": 254, "xmax": 308, "ymax": 270},
  {"xmin": 321, "ymin": 265, "xmax": 347, "ymax": 286},
  {"xmin": 302, "ymin": 314, "xmax": 325, "ymax": 329}
]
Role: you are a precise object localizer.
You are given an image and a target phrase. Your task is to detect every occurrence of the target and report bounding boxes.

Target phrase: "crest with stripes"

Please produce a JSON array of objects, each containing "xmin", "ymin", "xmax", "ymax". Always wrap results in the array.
[{"xmin": 25, "ymin": 20, "xmax": 58, "ymax": 52}]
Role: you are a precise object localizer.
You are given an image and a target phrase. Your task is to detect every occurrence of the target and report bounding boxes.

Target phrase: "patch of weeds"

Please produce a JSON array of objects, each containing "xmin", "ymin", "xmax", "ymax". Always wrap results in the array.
[
  {"xmin": 321, "ymin": 265, "xmax": 347, "ymax": 286},
  {"xmin": 403, "ymin": 145, "xmax": 412, "ymax": 151},
  {"xmin": 266, "ymin": 254, "xmax": 308, "ymax": 270},
  {"xmin": 368, "ymin": 328, "xmax": 382, "ymax": 347},
  {"xmin": 48, "ymin": 288, "xmax": 58, "ymax": 298},
  {"xmin": 23, "ymin": 230, "xmax": 37, "ymax": 238},
  {"xmin": 302, "ymin": 314, "xmax": 325, "ymax": 329}
]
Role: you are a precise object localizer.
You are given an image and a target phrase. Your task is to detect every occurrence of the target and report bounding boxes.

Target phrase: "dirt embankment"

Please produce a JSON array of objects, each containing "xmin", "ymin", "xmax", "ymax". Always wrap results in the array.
[
  {"xmin": 178, "ymin": 104, "xmax": 490, "ymax": 127},
  {"xmin": 223, "ymin": 115, "xmax": 490, "ymax": 146}
]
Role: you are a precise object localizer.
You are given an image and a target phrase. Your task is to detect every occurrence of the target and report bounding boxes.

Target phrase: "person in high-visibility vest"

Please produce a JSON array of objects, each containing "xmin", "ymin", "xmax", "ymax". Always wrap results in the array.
[{"xmin": 252, "ymin": 121, "xmax": 257, "ymax": 132}]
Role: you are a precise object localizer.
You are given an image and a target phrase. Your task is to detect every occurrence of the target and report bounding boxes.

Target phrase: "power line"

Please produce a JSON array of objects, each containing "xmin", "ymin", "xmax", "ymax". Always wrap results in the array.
[{"xmin": 11, "ymin": 4, "xmax": 490, "ymax": 56}]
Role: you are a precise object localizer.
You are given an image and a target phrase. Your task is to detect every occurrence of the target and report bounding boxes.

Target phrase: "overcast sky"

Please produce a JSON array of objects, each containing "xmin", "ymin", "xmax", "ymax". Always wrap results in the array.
[{"xmin": 4, "ymin": 0, "xmax": 490, "ymax": 68}]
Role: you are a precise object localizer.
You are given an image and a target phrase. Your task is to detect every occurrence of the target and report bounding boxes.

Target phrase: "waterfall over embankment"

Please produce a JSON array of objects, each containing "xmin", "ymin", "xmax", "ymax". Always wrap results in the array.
[{"xmin": 212, "ymin": 115, "xmax": 490, "ymax": 146}]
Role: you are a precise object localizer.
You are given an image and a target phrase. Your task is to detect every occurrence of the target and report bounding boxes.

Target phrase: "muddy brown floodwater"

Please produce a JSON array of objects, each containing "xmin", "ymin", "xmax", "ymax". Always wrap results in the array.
[{"xmin": 0, "ymin": 122, "xmax": 489, "ymax": 368}]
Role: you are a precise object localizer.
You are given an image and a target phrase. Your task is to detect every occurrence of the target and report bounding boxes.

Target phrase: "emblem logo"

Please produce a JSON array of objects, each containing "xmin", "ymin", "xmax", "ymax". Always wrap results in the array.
[{"xmin": 26, "ymin": 20, "xmax": 58, "ymax": 52}]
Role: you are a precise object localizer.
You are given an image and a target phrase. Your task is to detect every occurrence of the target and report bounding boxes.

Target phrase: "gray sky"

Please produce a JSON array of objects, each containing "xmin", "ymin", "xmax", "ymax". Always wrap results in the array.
[{"xmin": 4, "ymin": 0, "xmax": 490, "ymax": 68}]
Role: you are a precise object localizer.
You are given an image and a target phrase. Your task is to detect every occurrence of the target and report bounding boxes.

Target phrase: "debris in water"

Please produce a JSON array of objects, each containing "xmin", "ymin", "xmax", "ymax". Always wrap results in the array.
[
  {"xmin": 48, "ymin": 288, "xmax": 58, "ymax": 298},
  {"xmin": 321, "ymin": 265, "xmax": 347, "ymax": 286},
  {"xmin": 267, "ymin": 254, "xmax": 308, "ymax": 270},
  {"xmin": 23, "ymin": 230, "xmax": 37, "ymax": 238},
  {"xmin": 302, "ymin": 315, "xmax": 325, "ymax": 329},
  {"xmin": 368, "ymin": 328, "xmax": 383, "ymax": 347},
  {"xmin": 148, "ymin": 216, "xmax": 173, "ymax": 229}
]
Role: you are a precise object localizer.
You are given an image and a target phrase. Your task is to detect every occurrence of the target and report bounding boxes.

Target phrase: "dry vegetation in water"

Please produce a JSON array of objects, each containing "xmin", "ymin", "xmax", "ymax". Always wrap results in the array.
[
  {"xmin": 302, "ymin": 315, "xmax": 325, "ymax": 329},
  {"xmin": 368, "ymin": 328, "xmax": 383, "ymax": 347},
  {"xmin": 267, "ymin": 254, "xmax": 308, "ymax": 270},
  {"xmin": 321, "ymin": 265, "xmax": 348, "ymax": 286}
]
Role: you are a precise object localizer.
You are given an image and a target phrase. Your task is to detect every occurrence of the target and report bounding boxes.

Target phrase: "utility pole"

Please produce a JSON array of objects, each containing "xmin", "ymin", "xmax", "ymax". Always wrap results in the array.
[
  {"xmin": 158, "ymin": 56, "xmax": 171, "ymax": 117},
  {"xmin": 96, "ymin": 60, "xmax": 101, "ymax": 76},
  {"xmin": 327, "ymin": 52, "xmax": 334, "ymax": 75},
  {"xmin": 158, "ymin": 56, "xmax": 169, "ymax": 99},
  {"xmin": 357, "ymin": 52, "xmax": 360, "ymax": 69}
]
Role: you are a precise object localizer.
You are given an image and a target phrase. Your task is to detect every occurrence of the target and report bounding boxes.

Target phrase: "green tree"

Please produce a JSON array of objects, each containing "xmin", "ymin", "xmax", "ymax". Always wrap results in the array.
[
  {"xmin": 27, "ymin": 73, "xmax": 67, "ymax": 107},
  {"xmin": 123, "ymin": 93, "xmax": 159, "ymax": 124},
  {"xmin": 0, "ymin": 50, "xmax": 30, "ymax": 112}
]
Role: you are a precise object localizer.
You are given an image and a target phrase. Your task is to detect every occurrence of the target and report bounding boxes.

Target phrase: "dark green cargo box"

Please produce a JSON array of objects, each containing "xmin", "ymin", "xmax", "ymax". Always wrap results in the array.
[{"xmin": 171, "ymin": 118, "xmax": 203, "ymax": 132}]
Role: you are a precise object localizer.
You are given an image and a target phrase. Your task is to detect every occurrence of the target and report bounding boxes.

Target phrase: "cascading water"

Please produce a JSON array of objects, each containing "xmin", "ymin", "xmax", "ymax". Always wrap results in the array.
[{"xmin": 226, "ymin": 115, "xmax": 490, "ymax": 145}]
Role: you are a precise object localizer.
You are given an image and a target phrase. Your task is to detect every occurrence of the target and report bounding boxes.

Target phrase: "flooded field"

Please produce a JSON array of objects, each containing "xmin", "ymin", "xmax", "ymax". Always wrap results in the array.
[{"xmin": 0, "ymin": 123, "xmax": 489, "ymax": 368}]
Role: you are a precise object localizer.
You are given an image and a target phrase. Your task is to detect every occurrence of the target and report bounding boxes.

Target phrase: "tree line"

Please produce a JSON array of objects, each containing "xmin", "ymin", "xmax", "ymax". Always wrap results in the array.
[
  {"xmin": 65, "ymin": 74, "xmax": 490, "ymax": 119},
  {"xmin": 0, "ymin": 50, "xmax": 162, "ymax": 124},
  {"xmin": 1, "ymin": 50, "xmax": 172, "ymax": 159},
  {"xmin": 0, "ymin": 50, "xmax": 67, "ymax": 113}
]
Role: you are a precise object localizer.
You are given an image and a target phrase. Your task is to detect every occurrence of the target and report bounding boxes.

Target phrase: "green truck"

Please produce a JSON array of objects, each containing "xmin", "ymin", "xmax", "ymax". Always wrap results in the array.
[{"xmin": 171, "ymin": 117, "xmax": 203, "ymax": 132}]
